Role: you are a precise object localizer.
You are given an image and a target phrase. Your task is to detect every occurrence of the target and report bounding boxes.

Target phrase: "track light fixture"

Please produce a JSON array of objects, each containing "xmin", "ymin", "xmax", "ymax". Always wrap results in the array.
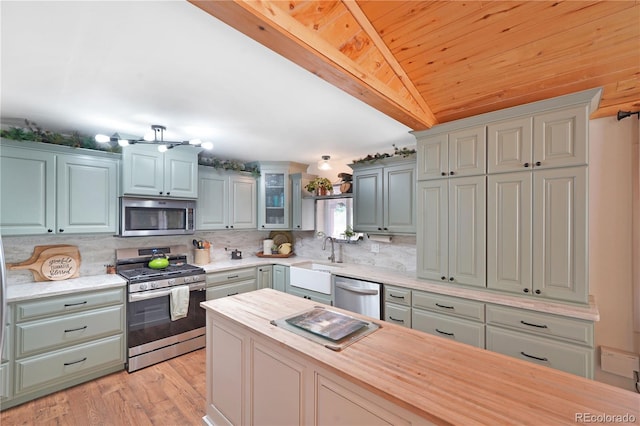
[
  {"xmin": 95, "ymin": 125, "xmax": 213, "ymax": 152},
  {"xmin": 617, "ymin": 110, "xmax": 640, "ymax": 121}
]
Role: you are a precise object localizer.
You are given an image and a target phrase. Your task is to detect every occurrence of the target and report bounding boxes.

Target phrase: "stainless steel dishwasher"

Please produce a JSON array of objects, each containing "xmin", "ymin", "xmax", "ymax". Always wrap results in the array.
[{"xmin": 334, "ymin": 276, "xmax": 381, "ymax": 320}]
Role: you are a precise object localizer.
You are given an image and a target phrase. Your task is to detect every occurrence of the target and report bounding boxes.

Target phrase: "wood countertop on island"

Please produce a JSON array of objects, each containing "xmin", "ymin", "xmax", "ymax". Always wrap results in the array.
[{"xmin": 201, "ymin": 289, "xmax": 638, "ymax": 425}]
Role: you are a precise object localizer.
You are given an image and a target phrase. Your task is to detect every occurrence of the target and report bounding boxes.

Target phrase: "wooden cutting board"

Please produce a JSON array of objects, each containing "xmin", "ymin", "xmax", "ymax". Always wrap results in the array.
[{"xmin": 7, "ymin": 244, "xmax": 81, "ymax": 281}]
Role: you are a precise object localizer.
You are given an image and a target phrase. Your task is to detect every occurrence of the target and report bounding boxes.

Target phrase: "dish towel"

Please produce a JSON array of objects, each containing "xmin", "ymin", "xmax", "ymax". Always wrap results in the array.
[{"xmin": 170, "ymin": 286, "xmax": 190, "ymax": 321}]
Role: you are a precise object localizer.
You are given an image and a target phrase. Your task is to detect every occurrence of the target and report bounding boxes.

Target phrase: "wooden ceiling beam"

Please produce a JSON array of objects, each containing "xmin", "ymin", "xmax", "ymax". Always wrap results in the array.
[{"xmin": 188, "ymin": 0, "xmax": 436, "ymax": 130}]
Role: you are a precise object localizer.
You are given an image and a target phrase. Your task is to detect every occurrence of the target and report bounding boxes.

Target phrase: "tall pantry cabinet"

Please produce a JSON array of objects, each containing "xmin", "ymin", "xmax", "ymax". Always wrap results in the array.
[{"xmin": 414, "ymin": 88, "xmax": 601, "ymax": 305}]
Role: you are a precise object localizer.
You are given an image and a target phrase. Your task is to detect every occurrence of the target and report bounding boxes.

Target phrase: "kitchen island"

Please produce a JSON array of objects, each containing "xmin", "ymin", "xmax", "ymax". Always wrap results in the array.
[{"xmin": 201, "ymin": 289, "xmax": 638, "ymax": 425}]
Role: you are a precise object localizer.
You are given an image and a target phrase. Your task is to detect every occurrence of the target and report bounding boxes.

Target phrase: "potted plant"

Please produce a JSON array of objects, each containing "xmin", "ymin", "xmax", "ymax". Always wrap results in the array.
[{"xmin": 305, "ymin": 177, "xmax": 333, "ymax": 196}]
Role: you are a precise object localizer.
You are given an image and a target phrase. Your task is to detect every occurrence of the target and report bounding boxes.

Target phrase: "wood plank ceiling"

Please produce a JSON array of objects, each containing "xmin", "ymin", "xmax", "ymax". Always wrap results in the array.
[{"xmin": 190, "ymin": 0, "xmax": 640, "ymax": 130}]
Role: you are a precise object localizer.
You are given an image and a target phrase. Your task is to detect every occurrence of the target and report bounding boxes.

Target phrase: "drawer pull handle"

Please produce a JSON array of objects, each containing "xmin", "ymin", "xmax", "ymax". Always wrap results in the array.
[
  {"xmin": 64, "ymin": 301, "xmax": 87, "ymax": 308},
  {"xmin": 64, "ymin": 357, "xmax": 87, "ymax": 366},
  {"xmin": 64, "ymin": 325, "xmax": 88, "ymax": 333},
  {"xmin": 227, "ymin": 292, "xmax": 239, "ymax": 296},
  {"xmin": 520, "ymin": 352, "xmax": 548, "ymax": 362},
  {"xmin": 388, "ymin": 316, "xmax": 404, "ymax": 323},
  {"xmin": 520, "ymin": 320, "xmax": 548, "ymax": 329},
  {"xmin": 435, "ymin": 303, "xmax": 454, "ymax": 310},
  {"xmin": 227, "ymin": 275, "xmax": 239, "ymax": 279},
  {"xmin": 435, "ymin": 328, "xmax": 454, "ymax": 336},
  {"xmin": 389, "ymin": 294, "xmax": 405, "ymax": 299}
]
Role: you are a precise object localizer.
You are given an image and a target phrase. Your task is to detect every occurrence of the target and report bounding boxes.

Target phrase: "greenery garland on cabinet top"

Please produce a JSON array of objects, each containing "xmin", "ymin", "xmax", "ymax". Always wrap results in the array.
[
  {"xmin": 198, "ymin": 154, "xmax": 260, "ymax": 177},
  {"xmin": 352, "ymin": 143, "xmax": 416, "ymax": 165},
  {"xmin": 0, "ymin": 119, "xmax": 121, "ymax": 153}
]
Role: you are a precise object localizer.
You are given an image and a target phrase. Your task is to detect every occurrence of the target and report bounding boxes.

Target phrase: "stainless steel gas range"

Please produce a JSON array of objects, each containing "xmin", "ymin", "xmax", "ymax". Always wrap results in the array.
[{"xmin": 116, "ymin": 245, "xmax": 206, "ymax": 372}]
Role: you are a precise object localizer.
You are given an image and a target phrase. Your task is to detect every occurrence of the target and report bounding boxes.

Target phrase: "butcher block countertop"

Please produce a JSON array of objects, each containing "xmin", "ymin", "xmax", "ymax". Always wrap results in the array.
[{"xmin": 202, "ymin": 289, "xmax": 639, "ymax": 425}]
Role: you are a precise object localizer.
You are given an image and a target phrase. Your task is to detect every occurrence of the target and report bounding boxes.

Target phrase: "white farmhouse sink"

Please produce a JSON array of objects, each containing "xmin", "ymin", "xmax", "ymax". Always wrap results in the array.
[{"xmin": 289, "ymin": 261, "xmax": 344, "ymax": 294}]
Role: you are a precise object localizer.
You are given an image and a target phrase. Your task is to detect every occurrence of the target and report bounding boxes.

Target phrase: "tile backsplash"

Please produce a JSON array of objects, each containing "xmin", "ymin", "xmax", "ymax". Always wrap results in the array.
[{"xmin": 2, "ymin": 230, "xmax": 416, "ymax": 284}]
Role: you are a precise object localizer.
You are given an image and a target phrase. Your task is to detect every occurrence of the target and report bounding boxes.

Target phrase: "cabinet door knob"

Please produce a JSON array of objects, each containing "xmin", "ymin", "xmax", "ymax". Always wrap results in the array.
[
  {"xmin": 48, "ymin": 229, "xmax": 53, "ymax": 233},
  {"xmin": 383, "ymin": 227, "xmax": 388, "ymax": 230},
  {"xmin": 535, "ymin": 161, "xmax": 542, "ymax": 166},
  {"xmin": 441, "ymin": 172, "xmax": 447, "ymax": 176},
  {"xmin": 225, "ymin": 225, "xmax": 229, "ymax": 229},
  {"xmin": 166, "ymin": 192, "xmax": 170, "ymax": 195},
  {"xmin": 159, "ymin": 191, "xmax": 163, "ymax": 195},
  {"xmin": 449, "ymin": 277, "xmax": 454, "ymax": 281},
  {"xmin": 523, "ymin": 288, "xmax": 530, "ymax": 293},
  {"xmin": 441, "ymin": 276, "xmax": 446, "ymax": 280},
  {"xmin": 524, "ymin": 162, "xmax": 530, "ymax": 168},
  {"xmin": 59, "ymin": 229, "xmax": 64, "ymax": 233},
  {"xmin": 535, "ymin": 289, "xmax": 541, "ymax": 294},
  {"xmin": 449, "ymin": 171, "xmax": 455, "ymax": 175},
  {"xmin": 378, "ymin": 227, "xmax": 382, "ymax": 231},
  {"xmin": 230, "ymin": 225, "xmax": 234, "ymax": 229},
  {"xmin": 261, "ymin": 225, "xmax": 265, "ymax": 228}
]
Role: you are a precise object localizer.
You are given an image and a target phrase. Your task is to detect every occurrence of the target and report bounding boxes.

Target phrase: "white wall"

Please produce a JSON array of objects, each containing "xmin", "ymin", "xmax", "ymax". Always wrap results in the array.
[{"xmin": 589, "ymin": 115, "xmax": 639, "ymax": 390}]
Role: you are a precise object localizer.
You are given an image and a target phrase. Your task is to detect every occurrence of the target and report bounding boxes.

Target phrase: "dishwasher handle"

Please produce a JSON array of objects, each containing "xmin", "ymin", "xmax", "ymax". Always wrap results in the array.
[{"xmin": 335, "ymin": 281, "xmax": 379, "ymax": 296}]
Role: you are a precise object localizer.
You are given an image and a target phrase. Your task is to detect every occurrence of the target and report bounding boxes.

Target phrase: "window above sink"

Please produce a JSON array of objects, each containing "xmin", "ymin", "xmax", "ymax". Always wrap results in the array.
[{"xmin": 315, "ymin": 197, "xmax": 363, "ymax": 243}]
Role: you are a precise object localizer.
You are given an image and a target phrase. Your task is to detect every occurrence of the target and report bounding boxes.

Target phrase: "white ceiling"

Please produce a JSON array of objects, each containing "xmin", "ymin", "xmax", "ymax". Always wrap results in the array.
[{"xmin": 0, "ymin": 0, "xmax": 415, "ymax": 176}]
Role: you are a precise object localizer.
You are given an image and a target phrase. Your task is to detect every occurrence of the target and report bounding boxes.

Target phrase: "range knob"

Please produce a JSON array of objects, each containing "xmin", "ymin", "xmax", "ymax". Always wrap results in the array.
[
  {"xmin": 150, "ymin": 281, "xmax": 159, "ymax": 289},
  {"xmin": 139, "ymin": 283, "xmax": 147, "ymax": 291},
  {"xmin": 184, "ymin": 276, "xmax": 192, "ymax": 283},
  {"xmin": 168, "ymin": 279, "xmax": 176, "ymax": 286}
]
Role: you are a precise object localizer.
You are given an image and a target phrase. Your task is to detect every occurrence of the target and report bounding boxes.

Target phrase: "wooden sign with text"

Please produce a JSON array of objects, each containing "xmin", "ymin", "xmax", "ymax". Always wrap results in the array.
[{"xmin": 7, "ymin": 245, "xmax": 81, "ymax": 281}]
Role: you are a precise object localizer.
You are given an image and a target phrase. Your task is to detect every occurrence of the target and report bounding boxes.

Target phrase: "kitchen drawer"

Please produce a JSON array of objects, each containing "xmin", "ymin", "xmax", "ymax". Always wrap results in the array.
[
  {"xmin": 286, "ymin": 286, "xmax": 333, "ymax": 306},
  {"xmin": 15, "ymin": 288, "xmax": 125, "ymax": 322},
  {"xmin": 412, "ymin": 309, "xmax": 485, "ymax": 348},
  {"xmin": 206, "ymin": 267, "xmax": 256, "ymax": 285},
  {"xmin": 14, "ymin": 334, "xmax": 125, "ymax": 394},
  {"xmin": 384, "ymin": 286, "xmax": 411, "ymax": 306},
  {"xmin": 384, "ymin": 303, "xmax": 411, "ymax": 328},
  {"xmin": 15, "ymin": 305, "xmax": 125, "ymax": 358},
  {"xmin": 206, "ymin": 279, "xmax": 257, "ymax": 300},
  {"xmin": 412, "ymin": 291, "xmax": 485, "ymax": 322},
  {"xmin": 486, "ymin": 305, "xmax": 593, "ymax": 346},
  {"xmin": 486, "ymin": 326, "xmax": 593, "ymax": 378}
]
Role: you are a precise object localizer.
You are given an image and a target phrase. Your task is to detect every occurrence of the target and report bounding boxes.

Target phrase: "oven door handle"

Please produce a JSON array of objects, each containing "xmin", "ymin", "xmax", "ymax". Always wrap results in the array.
[{"xmin": 129, "ymin": 283, "xmax": 206, "ymax": 302}]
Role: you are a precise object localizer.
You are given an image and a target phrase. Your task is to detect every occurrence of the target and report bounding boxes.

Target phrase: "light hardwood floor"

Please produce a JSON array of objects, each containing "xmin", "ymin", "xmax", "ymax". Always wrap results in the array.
[{"xmin": 0, "ymin": 349, "xmax": 206, "ymax": 426}]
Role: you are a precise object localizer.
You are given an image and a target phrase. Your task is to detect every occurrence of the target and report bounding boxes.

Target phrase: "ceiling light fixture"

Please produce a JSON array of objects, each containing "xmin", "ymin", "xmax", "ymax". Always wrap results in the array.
[
  {"xmin": 95, "ymin": 125, "xmax": 214, "ymax": 152},
  {"xmin": 318, "ymin": 155, "xmax": 332, "ymax": 171}
]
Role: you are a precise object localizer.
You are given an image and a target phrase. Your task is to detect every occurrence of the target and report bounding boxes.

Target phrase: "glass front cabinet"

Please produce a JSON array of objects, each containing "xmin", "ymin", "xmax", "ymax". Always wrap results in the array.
[{"xmin": 252, "ymin": 162, "xmax": 308, "ymax": 230}]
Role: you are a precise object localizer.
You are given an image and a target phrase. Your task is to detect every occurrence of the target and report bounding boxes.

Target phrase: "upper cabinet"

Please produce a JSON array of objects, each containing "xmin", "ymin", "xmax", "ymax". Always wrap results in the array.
[
  {"xmin": 352, "ymin": 157, "xmax": 416, "ymax": 234},
  {"xmin": 0, "ymin": 140, "xmax": 119, "ymax": 236},
  {"xmin": 250, "ymin": 162, "xmax": 307, "ymax": 230},
  {"xmin": 122, "ymin": 144, "xmax": 199, "ymax": 198},
  {"xmin": 196, "ymin": 167, "xmax": 256, "ymax": 230},
  {"xmin": 413, "ymin": 88, "xmax": 601, "ymax": 305},
  {"xmin": 417, "ymin": 125, "xmax": 486, "ymax": 180},
  {"xmin": 487, "ymin": 105, "xmax": 588, "ymax": 174},
  {"xmin": 290, "ymin": 173, "xmax": 315, "ymax": 231}
]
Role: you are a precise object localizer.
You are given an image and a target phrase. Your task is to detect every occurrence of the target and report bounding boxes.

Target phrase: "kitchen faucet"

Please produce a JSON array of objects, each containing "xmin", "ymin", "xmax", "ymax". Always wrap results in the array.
[{"xmin": 322, "ymin": 237, "xmax": 335, "ymax": 263}]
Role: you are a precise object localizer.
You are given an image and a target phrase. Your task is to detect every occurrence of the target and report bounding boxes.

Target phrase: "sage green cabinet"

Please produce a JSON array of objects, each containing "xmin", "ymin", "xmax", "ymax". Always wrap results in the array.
[
  {"xmin": 417, "ymin": 176, "xmax": 486, "ymax": 288},
  {"xmin": 257, "ymin": 265, "xmax": 273, "ymax": 290},
  {"xmin": 251, "ymin": 162, "xmax": 307, "ymax": 230},
  {"xmin": 2, "ymin": 288, "xmax": 126, "ymax": 410},
  {"xmin": 352, "ymin": 158, "xmax": 416, "ymax": 234},
  {"xmin": 488, "ymin": 167, "xmax": 588, "ymax": 303},
  {"xmin": 1, "ymin": 307, "xmax": 12, "ymax": 403},
  {"xmin": 383, "ymin": 285, "xmax": 411, "ymax": 328},
  {"xmin": 290, "ymin": 173, "xmax": 315, "ymax": 231},
  {"xmin": 487, "ymin": 106, "xmax": 588, "ymax": 174},
  {"xmin": 122, "ymin": 144, "xmax": 199, "ymax": 198},
  {"xmin": 272, "ymin": 265, "xmax": 289, "ymax": 292},
  {"xmin": 206, "ymin": 267, "xmax": 257, "ymax": 300},
  {"xmin": 285, "ymin": 281, "xmax": 333, "ymax": 306},
  {"xmin": 197, "ymin": 167, "xmax": 256, "ymax": 230},
  {"xmin": 416, "ymin": 126, "xmax": 486, "ymax": 180},
  {"xmin": 0, "ymin": 140, "xmax": 119, "ymax": 236}
]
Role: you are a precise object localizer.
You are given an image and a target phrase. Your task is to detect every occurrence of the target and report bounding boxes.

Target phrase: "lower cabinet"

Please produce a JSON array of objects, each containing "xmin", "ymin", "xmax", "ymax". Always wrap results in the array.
[
  {"xmin": 257, "ymin": 265, "xmax": 273, "ymax": 290},
  {"xmin": 1, "ymin": 288, "xmax": 126, "ymax": 410},
  {"xmin": 206, "ymin": 267, "xmax": 257, "ymax": 300},
  {"xmin": 382, "ymin": 285, "xmax": 594, "ymax": 378},
  {"xmin": 285, "ymin": 284, "xmax": 333, "ymax": 306},
  {"xmin": 272, "ymin": 265, "xmax": 289, "ymax": 292},
  {"xmin": 1, "ymin": 309, "xmax": 12, "ymax": 403},
  {"xmin": 204, "ymin": 313, "xmax": 425, "ymax": 426},
  {"xmin": 384, "ymin": 286, "xmax": 412, "ymax": 328}
]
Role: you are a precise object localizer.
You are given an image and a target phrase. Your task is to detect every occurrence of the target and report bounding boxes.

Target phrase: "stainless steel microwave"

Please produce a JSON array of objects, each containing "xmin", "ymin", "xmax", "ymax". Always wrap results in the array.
[{"xmin": 120, "ymin": 197, "xmax": 196, "ymax": 237}]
